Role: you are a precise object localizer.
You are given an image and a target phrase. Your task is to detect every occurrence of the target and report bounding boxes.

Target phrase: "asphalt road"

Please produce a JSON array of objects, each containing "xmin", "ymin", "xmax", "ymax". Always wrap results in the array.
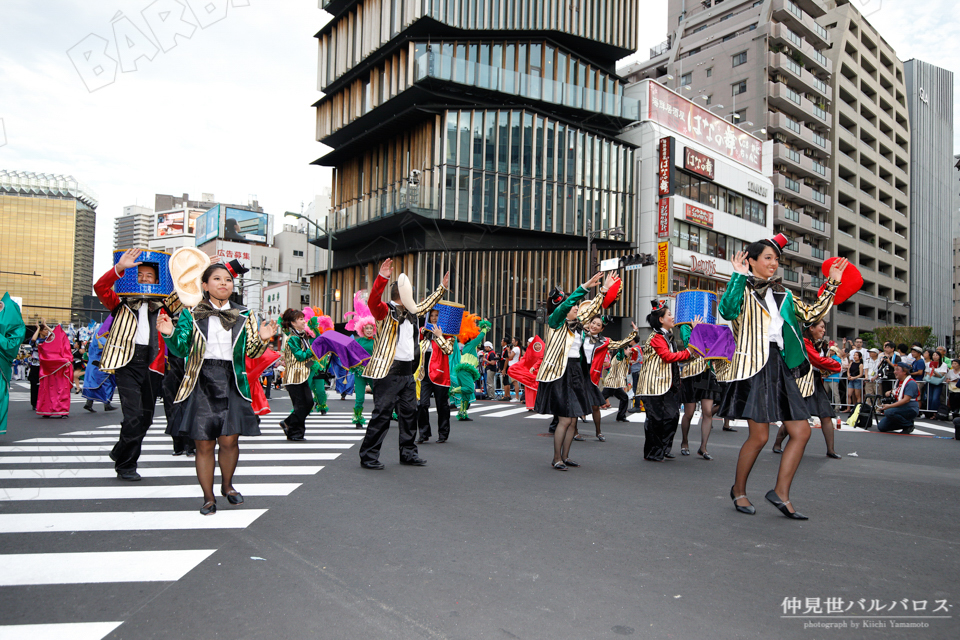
[{"xmin": 0, "ymin": 387, "xmax": 957, "ymax": 640}]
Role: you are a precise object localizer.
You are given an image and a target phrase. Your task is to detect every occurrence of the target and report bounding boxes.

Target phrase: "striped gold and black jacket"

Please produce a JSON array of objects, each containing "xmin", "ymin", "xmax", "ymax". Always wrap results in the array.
[
  {"xmin": 536, "ymin": 285, "xmax": 607, "ymax": 383},
  {"xmin": 600, "ymin": 348, "xmax": 633, "ymax": 389},
  {"xmin": 363, "ymin": 274, "xmax": 446, "ymax": 380},
  {"xmin": 636, "ymin": 330, "xmax": 691, "ymax": 396},
  {"xmin": 163, "ymin": 303, "xmax": 269, "ymax": 403},
  {"xmin": 282, "ymin": 331, "xmax": 317, "ymax": 386},
  {"xmin": 717, "ymin": 272, "xmax": 839, "ymax": 383}
]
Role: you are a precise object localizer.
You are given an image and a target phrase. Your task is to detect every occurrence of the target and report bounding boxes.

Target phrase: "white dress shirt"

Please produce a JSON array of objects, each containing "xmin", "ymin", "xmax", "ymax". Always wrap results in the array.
[
  {"xmin": 582, "ymin": 332, "xmax": 602, "ymax": 364},
  {"xmin": 392, "ymin": 303, "xmax": 415, "ymax": 362},
  {"xmin": 566, "ymin": 329, "xmax": 584, "ymax": 359},
  {"xmin": 764, "ymin": 288, "xmax": 784, "ymax": 349},
  {"xmin": 204, "ymin": 299, "xmax": 235, "ymax": 361},
  {"xmin": 134, "ymin": 304, "xmax": 150, "ymax": 346}
]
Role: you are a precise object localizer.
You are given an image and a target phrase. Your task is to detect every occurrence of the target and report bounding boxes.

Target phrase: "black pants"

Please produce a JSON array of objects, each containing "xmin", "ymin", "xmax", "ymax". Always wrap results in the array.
[
  {"xmin": 359, "ymin": 368, "xmax": 418, "ymax": 464},
  {"xmin": 263, "ymin": 377, "xmax": 272, "ymax": 399},
  {"xmin": 285, "ymin": 381, "xmax": 312, "ymax": 439},
  {"xmin": 418, "ymin": 377, "xmax": 450, "ymax": 440},
  {"xmin": 162, "ymin": 355, "xmax": 192, "ymax": 454},
  {"xmin": 641, "ymin": 391, "xmax": 680, "ymax": 461},
  {"xmin": 603, "ymin": 388, "xmax": 630, "ymax": 421},
  {"xmin": 111, "ymin": 355, "xmax": 161, "ymax": 473},
  {"xmin": 29, "ymin": 365, "xmax": 39, "ymax": 409}
]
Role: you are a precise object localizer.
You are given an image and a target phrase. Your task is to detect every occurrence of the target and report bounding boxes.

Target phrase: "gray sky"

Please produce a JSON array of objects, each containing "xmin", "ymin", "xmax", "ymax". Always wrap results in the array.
[{"xmin": 0, "ymin": 0, "xmax": 956, "ymax": 280}]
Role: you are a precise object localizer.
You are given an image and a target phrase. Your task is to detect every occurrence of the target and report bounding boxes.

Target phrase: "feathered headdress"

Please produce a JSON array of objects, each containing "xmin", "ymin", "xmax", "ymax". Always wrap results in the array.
[
  {"xmin": 458, "ymin": 312, "xmax": 481, "ymax": 344},
  {"xmin": 345, "ymin": 290, "xmax": 377, "ymax": 337}
]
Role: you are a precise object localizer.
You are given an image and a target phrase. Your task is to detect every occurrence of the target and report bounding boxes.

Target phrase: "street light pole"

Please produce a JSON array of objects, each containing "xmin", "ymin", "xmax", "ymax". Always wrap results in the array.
[{"xmin": 284, "ymin": 211, "xmax": 336, "ymax": 316}]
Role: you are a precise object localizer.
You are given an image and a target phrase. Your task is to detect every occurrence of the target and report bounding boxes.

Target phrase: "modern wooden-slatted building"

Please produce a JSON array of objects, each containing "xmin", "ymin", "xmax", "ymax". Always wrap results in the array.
[{"xmin": 311, "ymin": 0, "xmax": 642, "ymax": 340}]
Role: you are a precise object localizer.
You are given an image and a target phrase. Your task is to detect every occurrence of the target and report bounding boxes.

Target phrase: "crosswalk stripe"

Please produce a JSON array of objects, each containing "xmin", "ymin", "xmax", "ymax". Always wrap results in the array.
[
  {"xmin": 0, "ymin": 549, "xmax": 217, "ymax": 586},
  {"xmin": 0, "ymin": 621, "xmax": 123, "ymax": 640},
  {"xmin": 17, "ymin": 436, "xmax": 364, "ymax": 443},
  {"xmin": 0, "ymin": 443, "xmax": 353, "ymax": 452},
  {"xmin": 483, "ymin": 407, "xmax": 535, "ymax": 417},
  {"xmin": 0, "ymin": 510, "xmax": 269, "ymax": 533},
  {"xmin": 912, "ymin": 422, "xmax": 955, "ymax": 434},
  {"xmin": 0, "ymin": 453, "xmax": 342, "ymax": 464},
  {"xmin": 0, "ymin": 482, "xmax": 301, "ymax": 502},
  {"xmin": 0, "ymin": 466, "xmax": 323, "ymax": 480},
  {"xmin": 60, "ymin": 429, "xmax": 364, "ymax": 437}
]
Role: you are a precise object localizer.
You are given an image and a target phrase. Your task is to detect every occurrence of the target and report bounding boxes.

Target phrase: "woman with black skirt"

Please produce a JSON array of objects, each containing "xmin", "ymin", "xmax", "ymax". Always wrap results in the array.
[
  {"xmin": 772, "ymin": 319, "xmax": 842, "ymax": 459},
  {"xmin": 159, "ymin": 263, "xmax": 277, "ymax": 515},
  {"xmin": 278, "ymin": 308, "xmax": 317, "ymax": 442},
  {"xmin": 534, "ymin": 272, "xmax": 616, "ymax": 470},
  {"xmin": 678, "ymin": 322, "xmax": 721, "ymax": 460},
  {"xmin": 718, "ymin": 234, "xmax": 847, "ymax": 519},
  {"xmin": 636, "ymin": 301, "xmax": 698, "ymax": 461}
]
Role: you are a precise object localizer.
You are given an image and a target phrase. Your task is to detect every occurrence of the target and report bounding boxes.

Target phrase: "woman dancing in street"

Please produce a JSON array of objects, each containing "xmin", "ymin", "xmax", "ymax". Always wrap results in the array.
[
  {"xmin": 159, "ymin": 262, "xmax": 277, "ymax": 515},
  {"xmin": 278, "ymin": 308, "xmax": 318, "ymax": 442},
  {"xmin": 719, "ymin": 235, "xmax": 847, "ymax": 520},
  {"xmin": 677, "ymin": 322, "xmax": 721, "ymax": 459}
]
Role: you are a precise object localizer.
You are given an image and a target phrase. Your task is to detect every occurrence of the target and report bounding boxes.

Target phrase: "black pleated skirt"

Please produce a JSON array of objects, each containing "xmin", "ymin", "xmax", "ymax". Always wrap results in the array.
[
  {"xmin": 718, "ymin": 343, "xmax": 810, "ymax": 423},
  {"xmin": 680, "ymin": 369, "xmax": 721, "ymax": 404},
  {"xmin": 805, "ymin": 373, "xmax": 836, "ymax": 419},
  {"xmin": 535, "ymin": 358, "xmax": 605, "ymax": 418},
  {"xmin": 167, "ymin": 360, "xmax": 261, "ymax": 441}
]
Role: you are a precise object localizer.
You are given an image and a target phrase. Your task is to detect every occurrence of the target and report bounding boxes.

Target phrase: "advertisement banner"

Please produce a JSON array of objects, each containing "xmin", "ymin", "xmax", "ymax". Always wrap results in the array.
[
  {"xmin": 658, "ymin": 137, "xmax": 675, "ymax": 197},
  {"xmin": 195, "ymin": 205, "xmax": 221, "ymax": 247},
  {"xmin": 657, "ymin": 197, "xmax": 671, "ymax": 239},
  {"xmin": 657, "ymin": 241, "xmax": 670, "ymax": 295},
  {"xmin": 648, "ymin": 82, "xmax": 762, "ymax": 172},
  {"xmin": 209, "ymin": 240, "xmax": 253, "ymax": 271},
  {"xmin": 684, "ymin": 203, "xmax": 714, "ymax": 229},
  {"xmin": 684, "ymin": 147, "xmax": 716, "ymax": 180},
  {"xmin": 223, "ymin": 207, "xmax": 268, "ymax": 243}
]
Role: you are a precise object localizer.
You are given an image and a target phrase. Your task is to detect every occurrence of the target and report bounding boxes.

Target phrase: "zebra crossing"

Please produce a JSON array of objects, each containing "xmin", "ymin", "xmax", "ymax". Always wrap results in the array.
[{"xmin": 0, "ymin": 409, "xmax": 366, "ymax": 639}]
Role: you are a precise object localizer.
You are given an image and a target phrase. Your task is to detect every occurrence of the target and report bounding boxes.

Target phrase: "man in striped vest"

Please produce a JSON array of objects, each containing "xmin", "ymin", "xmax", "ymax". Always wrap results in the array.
[
  {"xmin": 94, "ymin": 249, "xmax": 180, "ymax": 481},
  {"xmin": 358, "ymin": 258, "xmax": 448, "ymax": 470}
]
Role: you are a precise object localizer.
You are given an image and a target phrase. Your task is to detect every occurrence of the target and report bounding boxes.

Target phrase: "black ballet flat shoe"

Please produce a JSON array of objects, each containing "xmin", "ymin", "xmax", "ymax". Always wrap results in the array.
[
  {"xmin": 552, "ymin": 461, "xmax": 568, "ymax": 470},
  {"xmin": 436, "ymin": 437, "xmax": 447, "ymax": 443},
  {"xmin": 361, "ymin": 460, "xmax": 385, "ymax": 470},
  {"xmin": 288, "ymin": 436, "xmax": 306, "ymax": 442},
  {"xmin": 680, "ymin": 448, "xmax": 690, "ymax": 456},
  {"xmin": 562, "ymin": 459, "xmax": 581, "ymax": 468},
  {"xmin": 826, "ymin": 452, "xmax": 842, "ymax": 459},
  {"xmin": 399, "ymin": 457, "xmax": 427, "ymax": 466},
  {"xmin": 765, "ymin": 490, "xmax": 808, "ymax": 520},
  {"xmin": 730, "ymin": 486, "xmax": 756, "ymax": 515},
  {"xmin": 697, "ymin": 448, "xmax": 713, "ymax": 461},
  {"xmin": 722, "ymin": 426, "xmax": 738, "ymax": 432},
  {"xmin": 116, "ymin": 471, "xmax": 141, "ymax": 481},
  {"xmin": 415, "ymin": 437, "xmax": 428, "ymax": 444},
  {"xmin": 221, "ymin": 487, "xmax": 243, "ymax": 505},
  {"xmin": 172, "ymin": 451, "xmax": 184, "ymax": 456},
  {"xmin": 200, "ymin": 500, "xmax": 217, "ymax": 516},
  {"xmin": 772, "ymin": 446, "xmax": 783, "ymax": 454},
  {"xmin": 664, "ymin": 452, "xmax": 676, "ymax": 459}
]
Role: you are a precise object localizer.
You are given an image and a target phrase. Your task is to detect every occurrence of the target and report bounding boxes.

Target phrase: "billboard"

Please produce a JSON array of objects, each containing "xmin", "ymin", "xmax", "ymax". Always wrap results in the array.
[
  {"xmin": 211, "ymin": 240, "xmax": 253, "ymax": 271},
  {"xmin": 195, "ymin": 204, "xmax": 220, "ymax": 246},
  {"xmin": 657, "ymin": 241, "xmax": 670, "ymax": 295},
  {"xmin": 156, "ymin": 208, "xmax": 204, "ymax": 237},
  {"xmin": 223, "ymin": 207, "xmax": 268, "ymax": 243}
]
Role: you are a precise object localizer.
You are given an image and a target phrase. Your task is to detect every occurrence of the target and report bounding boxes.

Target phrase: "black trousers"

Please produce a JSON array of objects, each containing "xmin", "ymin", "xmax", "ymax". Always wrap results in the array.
[
  {"xmin": 417, "ymin": 376, "xmax": 450, "ymax": 440},
  {"xmin": 285, "ymin": 381, "xmax": 312, "ymax": 439},
  {"xmin": 603, "ymin": 388, "xmax": 630, "ymax": 421},
  {"xmin": 162, "ymin": 355, "xmax": 192, "ymax": 454},
  {"xmin": 29, "ymin": 365, "xmax": 39, "ymax": 409},
  {"xmin": 263, "ymin": 377, "xmax": 272, "ymax": 399},
  {"xmin": 111, "ymin": 356, "xmax": 161, "ymax": 473},
  {"xmin": 359, "ymin": 369, "xmax": 419, "ymax": 464},
  {"xmin": 641, "ymin": 391, "xmax": 680, "ymax": 461}
]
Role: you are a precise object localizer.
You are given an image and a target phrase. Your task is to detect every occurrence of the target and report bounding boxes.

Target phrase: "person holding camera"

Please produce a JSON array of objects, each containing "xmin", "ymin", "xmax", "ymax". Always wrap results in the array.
[{"xmin": 876, "ymin": 363, "xmax": 920, "ymax": 434}]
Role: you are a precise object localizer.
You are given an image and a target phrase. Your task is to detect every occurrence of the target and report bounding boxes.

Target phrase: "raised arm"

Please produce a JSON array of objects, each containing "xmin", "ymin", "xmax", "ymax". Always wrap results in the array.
[
  {"xmin": 161, "ymin": 309, "xmax": 194, "ymax": 359},
  {"xmin": 650, "ymin": 333, "xmax": 691, "ymax": 363}
]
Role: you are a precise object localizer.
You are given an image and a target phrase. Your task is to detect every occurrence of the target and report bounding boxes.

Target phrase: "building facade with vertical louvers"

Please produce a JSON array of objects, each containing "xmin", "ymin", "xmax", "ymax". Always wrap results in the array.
[{"xmin": 312, "ymin": 0, "xmax": 641, "ymax": 339}]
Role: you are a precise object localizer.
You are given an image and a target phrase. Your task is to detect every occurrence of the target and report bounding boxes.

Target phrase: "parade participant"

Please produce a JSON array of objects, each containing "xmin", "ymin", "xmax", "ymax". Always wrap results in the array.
[
  {"xmin": 772, "ymin": 319, "xmax": 842, "ymax": 459},
  {"xmin": 95, "ymin": 248, "xmax": 182, "ymax": 480},
  {"xmin": 449, "ymin": 313, "xmax": 491, "ymax": 422},
  {"xmin": 35, "ymin": 322, "xmax": 73, "ymax": 418},
  {"xmin": 678, "ymin": 322, "xmax": 722, "ymax": 459},
  {"xmin": 600, "ymin": 336, "xmax": 638, "ymax": 423},
  {"xmin": 329, "ymin": 354, "xmax": 355, "ymax": 402},
  {"xmin": 876, "ymin": 363, "xmax": 920, "ymax": 433},
  {"xmin": 247, "ymin": 346, "xmax": 281, "ymax": 417},
  {"xmin": 306, "ymin": 313, "xmax": 333, "ymax": 415},
  {"xmin": 508, "ymin": 336, "xmax": 546, "ymax": 411},
  {"xmin": 719, "ymin": 235, "xmax": 846, "ymax": 519},
  {"xmin": 582, "ymin": 315, "xmax": 639, "ymax": 440},
  {"xmin": 163, "ymin": 354, "xmax": 193, "ymax": 457},
  {"xmin": 0, "ymin": 293, "xmax": 26, "ymax": 434},
  {"xmin": 344, "ymin": 290, "xmax": 376, "ymax": 427},
  {"xmin": 415, "ymin": 308, "xmax": 454, "ymax": 443},
  {"xmin": 278, "ymin": 309, "xmax": 318, "ymax": 442},
  {"xmin": 81, "ymin": 320, "xmax": 118, "ymax": 413},
  {"xmin": 358, "ymin": 259, "xmax": 448, "ymax": 469},
  {"xmin": 159, "ymin": 261, "xmax": 277, "ymax": 515},
  {"xmin": 534, "ymin": 272, "xmax": 616, "ymax": 470},
  {"xmin": 636, "ymin": 301, "xmax": 698, "ymax": 461}
]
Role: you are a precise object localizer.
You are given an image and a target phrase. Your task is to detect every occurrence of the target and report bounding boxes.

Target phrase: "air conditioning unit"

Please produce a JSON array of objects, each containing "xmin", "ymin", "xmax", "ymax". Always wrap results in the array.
[
  {"xmin": 774, "ymin": 133, "xmax": 788, "ymax": 143},
  {"xmin": 775, "ymin": 164, "xmax": 789, "ymax": 172},
  {"xmin": 775, "ymin": 74, "xmax": 788, "ymax": 83},
  {"xmin": 775, "ymin": 193, "xmax": 787, "ymax": 203},
  {"xmin": 804, "ymin": 178, "xmax": 816, "ymax": 186},
  {"xmin": 803, "ymin": 148, "xmax": 815, "ymax": 157}
]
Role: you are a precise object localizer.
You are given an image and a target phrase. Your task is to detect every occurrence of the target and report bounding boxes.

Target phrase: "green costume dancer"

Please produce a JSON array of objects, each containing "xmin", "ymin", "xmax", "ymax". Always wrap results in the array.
[
  {"xmin": 449, "ymin": 315, "xmax": 490, "ymax": 421},
  {"xmin": 0, "ymin": 293, "xmax": 27, "ymax": 435},
  {"xmin": 310, "ymin": 354, "xmax": 330, "ymax": 415}
]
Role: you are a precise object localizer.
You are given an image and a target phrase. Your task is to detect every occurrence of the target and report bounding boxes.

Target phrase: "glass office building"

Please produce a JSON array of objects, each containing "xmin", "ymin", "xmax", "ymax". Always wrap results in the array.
[{"xmin": 313, "ymin": 1, "xmax": 641, "ymax": 338}]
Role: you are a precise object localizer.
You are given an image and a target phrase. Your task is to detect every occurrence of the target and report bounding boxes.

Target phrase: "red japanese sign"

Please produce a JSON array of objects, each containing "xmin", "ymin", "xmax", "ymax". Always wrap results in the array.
[
  {"xmin": 684, "ymin": 203, "xmax": 714, "ymax": 229},
  {"xmin": 648, "ymin": 82, "xmax": 762, "ymax": 172},
  {"xmin": 684, "ymin": 147, "xmax": 715, "ymax": 180},
  {"xmin": 658, "ymin": 197, "xmax": 671, "ymax": 239},
  {"xmin": 658, "ymin": 137, "xmax": 675, "ymax": 197}
]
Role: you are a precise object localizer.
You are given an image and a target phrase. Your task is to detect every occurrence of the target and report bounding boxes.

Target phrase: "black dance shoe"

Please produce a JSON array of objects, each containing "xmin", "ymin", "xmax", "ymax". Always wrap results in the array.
[
  {"xmin": 83, "ymin": 402, "xmax": 95, "ymax": 413},
  {"xmin": 730, "ymin": 486, "xmax": 756, "ymax": 515},
  {"xmin": 200, "ymin": 499, "xmax": 217, "ymax": 516},
  {"xmin": 765, "ymin": 490, "xmax": 808, "ymax": 520},
  {"xmin": 279, "ymin": 421, "xmax": 289, "ymax": 436},
  {"xmin": 104, "ymin": 403, "xmax": 117, "ymax": 411},
  {"xmin": 361, "ymin": 460, "xmax": 385, "ymax": 470},
  {"xmin": 697, "ymin": 448, "xmax": 713, "ymax": 461},
  {"xmin": 436, "ymin": 437, "xmax": 447, "ymax": 443},
  {"xmin": 221, "ymin": 487, "xmax": 244, "ymax": 505},
  {"xmin": 664, "ymin": 452, "xmax": 676, "ymax": 459},
  {"xmin": 117, "ymin": 471, "xmax": 141, "ymax": 481},
  {"xmin": 399, "ymin": 456, "xmax": 427, "ymax": 466},
  {"xmin": 826, "ymin": 452, "xmax": 842, "ymax": 459}
]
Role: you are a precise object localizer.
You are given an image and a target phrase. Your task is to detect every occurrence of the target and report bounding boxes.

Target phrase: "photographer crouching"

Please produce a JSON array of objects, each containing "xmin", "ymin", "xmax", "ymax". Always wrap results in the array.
[{"xmin": 876, "ymin": 363, "xmax": 919, "ymax": 434}]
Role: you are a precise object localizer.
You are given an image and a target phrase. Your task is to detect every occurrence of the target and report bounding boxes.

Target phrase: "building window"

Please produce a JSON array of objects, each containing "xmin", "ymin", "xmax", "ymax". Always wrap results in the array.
[
  {"xmin": 680, "ymin": 72, "xmax": 692, "ymax": 86},
  {"xmin": 732, "ymin": 51, "xmax": 747, "ymax": 67},
  {"xmin": 732, "ymin": 80, "xmax": 747, "ymax": 96},
  {"xmin": 706, "ymin": 67, "xmax": 713, "ymax": 78},
  {"xmin": 704, "ymin": 94, "xmax": 712, "ymax": 105},
  {"xmin": 732, "ymin": 108, "xmax": 747, "ymax": 122}
]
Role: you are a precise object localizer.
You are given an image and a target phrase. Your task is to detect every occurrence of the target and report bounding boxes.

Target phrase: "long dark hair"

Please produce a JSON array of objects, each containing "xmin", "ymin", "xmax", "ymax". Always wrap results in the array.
[
  {"xmin": 803, "ymin": 319, "xmax": 825, "ymax": 340},
  {"xmin": 281, "ymin": 308, "xmax": 304, "ymax": 332},
  {"xmin": 646, "ymin": 307, "xmax": 668, "ymax": 330},
  {"xmin": 201, "ymin": 264, "xmax": 232, "ymax": 300}
]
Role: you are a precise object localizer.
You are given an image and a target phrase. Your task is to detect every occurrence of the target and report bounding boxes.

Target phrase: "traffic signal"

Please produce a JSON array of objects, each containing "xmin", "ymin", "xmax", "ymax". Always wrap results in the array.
[{"xmin": 619, "ymin": 253, "xmax": 655, "ymax": 270}]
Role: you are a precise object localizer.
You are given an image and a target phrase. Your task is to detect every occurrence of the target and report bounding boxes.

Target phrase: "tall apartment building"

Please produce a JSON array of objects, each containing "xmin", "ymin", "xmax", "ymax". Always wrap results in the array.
[
  {"xmin": 113, "ymin": 204, "xmax": 154, "ymax": 251},
  {"xmin": 313, "ymin": 0, "xmax": 641, "ymax": 337},
  {"xmin": 819, "ymin": 2, "xmax": 911, "ymax": 339},
  {"xmin": 623, "ymin": 0, "xmax": 911, "ymax": 341},
  {"xmin": 0, "ymin": 170, "xmax": 98, "ymax": 324},
  {"xmin": 904, "ymin": 59, "xmax": 954, "ymax": 344}
]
